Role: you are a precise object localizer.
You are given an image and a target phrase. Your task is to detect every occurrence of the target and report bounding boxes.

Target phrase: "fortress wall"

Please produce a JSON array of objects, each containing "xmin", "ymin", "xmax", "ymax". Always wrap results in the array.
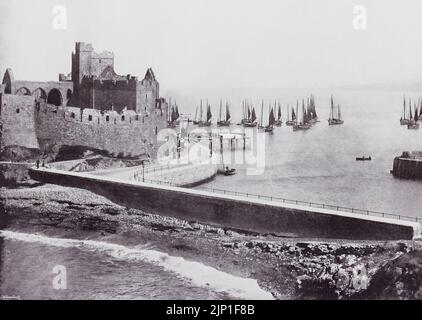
[
  {"xmin": 0, "ymin": 93, "xmax": 167, "ymax": 157},
  {"xmin": 34, "ymin": 104, "xmax": 153, "ymax": 156},
  {"xmin": 0, "ymin": 94, "xmax": 39, "ymax": 149}
]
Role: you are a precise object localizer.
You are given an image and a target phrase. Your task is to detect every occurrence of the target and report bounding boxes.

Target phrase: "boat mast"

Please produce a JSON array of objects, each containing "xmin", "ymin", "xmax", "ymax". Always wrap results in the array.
[
  {"xmin": 260, "ymin": 100, "xmax": 264, "ymax": 127},
  {"xmin": 200, "ymin": 99, "xmax": 203, "ymax": 122},
  {"xmin": 219, "ymin": 99, "xmax": 222, "ymax": 122}
]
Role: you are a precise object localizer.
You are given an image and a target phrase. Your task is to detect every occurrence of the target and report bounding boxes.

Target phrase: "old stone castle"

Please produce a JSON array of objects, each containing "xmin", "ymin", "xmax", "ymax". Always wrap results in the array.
[{"xmin": 0, "ymin": 42, "xmax": 168, "ymax": 157}]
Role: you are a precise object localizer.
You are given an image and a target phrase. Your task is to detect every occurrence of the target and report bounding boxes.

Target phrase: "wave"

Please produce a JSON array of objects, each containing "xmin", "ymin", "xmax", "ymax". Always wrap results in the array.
[{"xmin": 0, "ymin": 230, "xmax": 274, "ymax": 300}]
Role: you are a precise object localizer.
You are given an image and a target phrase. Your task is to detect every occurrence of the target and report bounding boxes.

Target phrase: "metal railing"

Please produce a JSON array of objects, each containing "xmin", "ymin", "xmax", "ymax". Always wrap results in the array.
[
  {"xmin": 133, "ymin": 177, "xmax": 422, "ymax": 224},
  {"xmin": 196, "ymin": 186, "xmax": 422, "ymax": 224}
]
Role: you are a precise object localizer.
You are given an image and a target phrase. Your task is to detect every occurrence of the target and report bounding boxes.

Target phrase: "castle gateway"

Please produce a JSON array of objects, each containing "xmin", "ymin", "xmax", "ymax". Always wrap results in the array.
[{"xmin": 0, "ymin": 42, "xmax": 168, "ymax": 157}]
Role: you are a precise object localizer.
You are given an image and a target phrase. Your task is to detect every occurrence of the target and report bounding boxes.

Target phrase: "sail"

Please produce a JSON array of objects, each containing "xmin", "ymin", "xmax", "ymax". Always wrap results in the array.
[
  {"xmin": 260, "ymin": 101, "xmax": 264, "ymax": 126},
  {"xmin": 292, "ymin": 108, "xmax": 296, "ymax": 121},
  {"xmin": 225, "ymin": 102, "xmax": 231, "ymax": 121},
  {"xmin": 277, "ymin": 104, "xmax": 282, "ymax": 121},
  {"xmin": 247, "ymin": 106, "xmax": 251, "ymax": 120},
  {"xmin": 251, "ymin": 108, "xmax": 257, "ymax": 122},
  {"xmin": 409, "ymin": 100, "xmax": 413, "ymax": 120},
  {"xmin": 311, "ymin": 95, "xmax": 317, "ymax": 118},
  {"xmin": 415, "ymin": 104, "xmax": 419, "ymax": 122},
  {"xmin": 269, "ymin": 108, "xmax": 276, "ymax": 126},
  {"xmin": 175, "ymin": 105, "xmax": 179, "ymax": 120},
  {"xmin": 403, "ymin": 95, "xmax": 406, "ymax": 119},
  {"xmin": 171, "ymin": 107, "xmax": 177, "ymax": 122},
  {"xmin": 218, "ymin": 100, "xmax": 222, "ymax": 122},
  {"xmin": 206, "ymin": 105, "xmax": 212, "ymax": 122},
  {"xmin": 200, "ymin": 100, "xmax": 203, "ymax": 121}
]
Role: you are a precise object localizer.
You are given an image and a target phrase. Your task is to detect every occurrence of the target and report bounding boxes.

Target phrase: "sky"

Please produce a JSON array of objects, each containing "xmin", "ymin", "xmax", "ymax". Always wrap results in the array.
[{"xmin": 1, "ymin": 0, "xmax": 422, "ymax": 90}]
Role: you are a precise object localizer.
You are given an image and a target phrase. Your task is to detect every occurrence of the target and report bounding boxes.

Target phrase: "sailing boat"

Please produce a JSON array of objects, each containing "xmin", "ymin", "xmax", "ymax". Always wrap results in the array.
[
  {"xmin": 244, "ymin": 106, "xmax": 258, "ymax": 127},
  {"xmin": 217, "ymin": 100, "xmax": 231, "ymax": 126},
  {"xmin": 400, "ymin": 95, "xmax": 410, "ymax": 125},
  {"xmin": 240, "ymin": 100, "xmax": 249, "ymax": 125},
  {"xmin": 274, "ymin": 101, "xmax": 282, "ymax": 126},
  {"xmin": 285, "ymin": 105, "xmax": 295, "ymax": 126},
  {"xmin": 199, "ymin": 101, "xmax": 212, "ymax": 127},
  {"xmin": 328, "ymin": 96, "xmax": 344, "ymax": 125},
  {"xmin": 307, "ymin": 95, "xmax": 319, "ymax": 124},
  {"xmin": 193, "ymin": 100, "xmax": 202, "ymax": 125},
  {"xmin": 408, "ymin": 101, "xmax": 420, "ymax": 129},
  {"xmin": 293, "ymin": 99, "xmax": 311, "ymax": 131},
  {"xmin": 265, "ymin": 106, "xmax": 276, "ymax": 133}
]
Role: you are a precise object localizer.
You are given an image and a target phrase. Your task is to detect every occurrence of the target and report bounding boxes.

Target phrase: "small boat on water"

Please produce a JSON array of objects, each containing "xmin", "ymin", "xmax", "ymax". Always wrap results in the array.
[
  {"xmin": 217, "ymin": 166, "xmax": 237, "ymax": 176},
  {"xmin": 408, "ymin": 122, "xmax": 420, "ymax": 129},
  {"xmin": 328, "ymin": 96, "xmax": 344, "ymax": 125},
  {"xmin": 356, "ymin": 156, "xmax": 372, "ymax": 161},
  {"xmin": 217, "ymin": 100, "xmax": 231, "ymax": 127}
]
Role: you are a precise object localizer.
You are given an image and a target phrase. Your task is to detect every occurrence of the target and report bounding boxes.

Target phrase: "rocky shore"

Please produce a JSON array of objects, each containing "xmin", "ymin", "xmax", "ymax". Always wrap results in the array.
[{"xmin": 1, "ymin": 182, "xmax": 422, "ymax": 299}]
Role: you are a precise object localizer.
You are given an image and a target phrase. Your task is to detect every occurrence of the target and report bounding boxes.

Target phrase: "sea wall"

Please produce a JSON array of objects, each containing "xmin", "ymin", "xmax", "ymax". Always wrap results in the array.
[{"xmin": 29, "ymin": 168, "xmax": 420, "ymax": 240}]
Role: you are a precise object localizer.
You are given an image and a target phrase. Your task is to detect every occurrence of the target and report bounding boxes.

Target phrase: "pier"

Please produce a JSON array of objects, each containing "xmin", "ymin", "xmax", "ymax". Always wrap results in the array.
[{"xmin": 29, "ymin": 167, "xmax": 420, "ymax": 240}]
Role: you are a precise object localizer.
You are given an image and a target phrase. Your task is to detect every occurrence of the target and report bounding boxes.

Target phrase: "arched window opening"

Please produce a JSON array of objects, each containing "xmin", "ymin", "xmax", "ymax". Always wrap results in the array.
[{"xmin": 47, "ymin": 89, "xmax": 63, "ymax": 106}]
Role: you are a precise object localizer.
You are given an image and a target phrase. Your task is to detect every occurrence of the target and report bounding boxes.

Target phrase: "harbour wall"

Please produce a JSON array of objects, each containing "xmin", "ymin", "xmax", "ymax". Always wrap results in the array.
[
  {"xmin": 392, "ymin": 155, "xmax": 422, "ymax": 180},
  {"xmin": 28, "ymin": 168, "xmax": 420, "ymax": 240}
]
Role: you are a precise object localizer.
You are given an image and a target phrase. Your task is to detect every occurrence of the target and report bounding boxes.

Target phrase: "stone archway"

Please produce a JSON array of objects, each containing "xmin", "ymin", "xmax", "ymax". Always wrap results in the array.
[
  {"xmin": 33, "ymin": 88, "xmax": 47, "ymax": 102},
  {"xmin": 15, "ymin": 87, "xmax": 31, "ymax": 96},
  {"xmin": 47, "ymin": 88, "xmax": 63, "ymax": 106}
]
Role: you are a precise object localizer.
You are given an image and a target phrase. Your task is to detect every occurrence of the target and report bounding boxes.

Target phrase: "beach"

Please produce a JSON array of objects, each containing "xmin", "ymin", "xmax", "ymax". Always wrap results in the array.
[{"xmin": 1, "ymin": 182, "xmax": 421, "ymax": 299}]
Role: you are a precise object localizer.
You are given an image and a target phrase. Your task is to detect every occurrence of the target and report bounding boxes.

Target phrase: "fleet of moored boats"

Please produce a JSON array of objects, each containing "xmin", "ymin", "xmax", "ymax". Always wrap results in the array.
[{"xmin": 167, "ymin": 95, "xmax": 345, "ymax": 132}]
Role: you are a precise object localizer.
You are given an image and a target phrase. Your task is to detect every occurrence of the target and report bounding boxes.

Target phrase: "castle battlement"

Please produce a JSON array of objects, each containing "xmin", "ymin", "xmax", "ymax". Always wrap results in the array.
[{"xmin": 36, "ymin": 103, "xmax": 153, "ymax": 127}]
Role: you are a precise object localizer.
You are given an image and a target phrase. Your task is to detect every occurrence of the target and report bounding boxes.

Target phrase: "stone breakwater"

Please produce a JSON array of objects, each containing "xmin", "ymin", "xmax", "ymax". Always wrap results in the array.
[
  {"xmin": 392, "ymin": 151, "xmax": 422, "ymax": 180},
  {"xmin": 1, "ymin": 183, "xmax": 422, "ymax": 299}
]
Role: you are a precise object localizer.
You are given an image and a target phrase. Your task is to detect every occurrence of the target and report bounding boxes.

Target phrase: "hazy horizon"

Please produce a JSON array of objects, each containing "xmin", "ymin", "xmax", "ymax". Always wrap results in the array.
[{"xmin": 1, "ymin": 0, "xmax": 422, "ymax": 91}]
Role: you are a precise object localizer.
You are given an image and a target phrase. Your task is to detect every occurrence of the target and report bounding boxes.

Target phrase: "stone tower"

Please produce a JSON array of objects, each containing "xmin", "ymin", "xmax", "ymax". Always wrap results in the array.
[{"xmin": 71, "ymin": 42, "xmax": 115, "ymax": 106}]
